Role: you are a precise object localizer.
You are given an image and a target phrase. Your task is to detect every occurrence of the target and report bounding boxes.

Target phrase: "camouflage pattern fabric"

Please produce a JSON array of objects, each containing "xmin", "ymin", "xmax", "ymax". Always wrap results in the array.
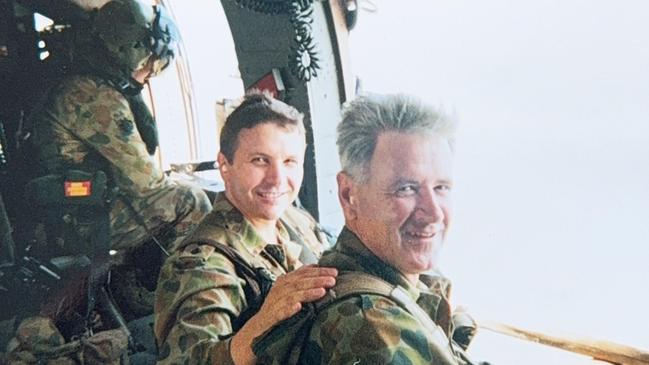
[
  {"xmin": 5, "ymin": 316, "xmax": 128, "ymax": 364},
  {"xmin": 30, "ymin": 74, "xmax": 211, "ymax": 251},
  {"xmin": 154, "ymin": 192, "xmax": 327, "ymax": 365},
  {"xmin": 109, "ymin": 180, "xmax": 211, "ymax": 251},
  {"xmin": 256, "ymin": 227, "xmax": 470, "ymax": 365}
]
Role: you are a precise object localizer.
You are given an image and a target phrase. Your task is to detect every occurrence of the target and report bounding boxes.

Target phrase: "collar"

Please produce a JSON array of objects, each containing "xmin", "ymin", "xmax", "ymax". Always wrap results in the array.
[
  {"xmin": 321, "ymin": 227, "xmax": 455, "ymax": 330},
  {"xmin": 212, "ymin": 193, "xmax": 266, "ymax": 258},
  {"xmin": 321, "ymin": 227, "xmax": 422, "ymax": 300},
  {"xmin": 213, "ymin": 193, "xmax": 303, "ymax": 262},
  {"xmin": 277, "ymin": 228, "xmax": 304, "ymax": 269}
]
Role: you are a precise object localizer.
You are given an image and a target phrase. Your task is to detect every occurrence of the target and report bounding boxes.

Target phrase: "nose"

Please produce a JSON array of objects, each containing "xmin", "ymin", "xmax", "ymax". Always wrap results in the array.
[
  {"xmin": 416, "ymin": 188, "xmax": 445, "ymax": 224},
  {"xmin": 265, "ymin": 160, "xmax": 285, "ymax": 185}
]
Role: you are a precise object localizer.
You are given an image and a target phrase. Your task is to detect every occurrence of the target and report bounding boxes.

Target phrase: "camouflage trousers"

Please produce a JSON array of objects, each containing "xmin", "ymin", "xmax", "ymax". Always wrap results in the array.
[
  {"xmin": 4, "ymin": 316, "xmax": 128, "ymax": 365},
  {"xmin": 110, "ymin": 180, "xmax": 212, "ymax": 252}
]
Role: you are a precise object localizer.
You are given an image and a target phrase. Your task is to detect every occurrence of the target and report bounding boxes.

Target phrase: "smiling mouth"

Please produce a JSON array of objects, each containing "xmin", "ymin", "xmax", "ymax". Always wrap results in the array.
[
  {"xmin": 256, "ymin": 191, "xmax": 286, "ymax": 199},
  {"xmin": 404, "ymin": 230, "xmax": 436, "ymax": 239}
]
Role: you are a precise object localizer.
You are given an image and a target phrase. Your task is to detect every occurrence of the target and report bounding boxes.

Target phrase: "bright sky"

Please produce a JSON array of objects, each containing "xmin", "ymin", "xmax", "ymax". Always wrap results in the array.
[{"xmin": 348, "ymin": 1, "xmax": 649, "ymax": 363}]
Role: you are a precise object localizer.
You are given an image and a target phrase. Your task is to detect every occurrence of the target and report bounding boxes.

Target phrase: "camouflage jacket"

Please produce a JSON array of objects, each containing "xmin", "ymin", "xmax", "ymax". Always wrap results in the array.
[
  {"xmin": 255, "ymin": 227, "xmax": 470, "ymax": 365},
  {"xmin": 5, "ymin": 316, "xmax": 128, "ymax": 364},
  {"xmin": 154, "ymin": 193, "xmax": 327, "ymax": 365},
  {"xmin": 27, "ymin": 74, "xmax": 211, "ymax": 251},
  {"xmin": 30, "ymin": 74, "xmax": 167, "ymax": 198}
]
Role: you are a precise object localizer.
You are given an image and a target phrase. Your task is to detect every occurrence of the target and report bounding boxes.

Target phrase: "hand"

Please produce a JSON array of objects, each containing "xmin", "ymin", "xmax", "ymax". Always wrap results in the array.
[
  {"xmin": 229, "ymin": 265, "xmax": 338, "ymax": 365},
  {"xmin": 255, "ymin": 264, "xmax": 338, "ymax": 329}
]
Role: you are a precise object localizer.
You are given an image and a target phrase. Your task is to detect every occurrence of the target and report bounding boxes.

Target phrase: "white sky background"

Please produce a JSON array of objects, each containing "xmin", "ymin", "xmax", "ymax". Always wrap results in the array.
[
  {"xmin": 348, "ymin": 1, "xmax": 649, "ymax": 363},
  {"xmin": 165, "ymin": 0, "xmax": 243, "ymax": 161}
]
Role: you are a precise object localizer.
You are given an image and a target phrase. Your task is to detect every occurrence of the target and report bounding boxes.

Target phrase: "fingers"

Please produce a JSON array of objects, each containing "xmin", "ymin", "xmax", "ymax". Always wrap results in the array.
[
  {"xmin": 264, "ymin": 276, "xmax": 333, "ymax": 307},
  {"xmin": 269, "ymin": 272, "xmax": 336, "ymax": 303},
  {"xmin": 292, "ymin": 287, "xmax": 327, "ymax": 303},
  {"xmin": 278, "ymin": 265, "xmax": 338, "ymax": 280},
  {"xmin": 258, "ymin": 297, "xmax": 304, "ymax": 323},
  {"xmin": 269, "ymin": 287, "xmax": 329, "ymax": 321},
  {"xmin": 267, "ymin": 285, "xmax": 327, "ymax": 316},
  {"xmin": 274, "ymin": 266, "xmax": 337, "ymax": 287},
  {"xmin": 249, "ymin": 267, "xmax": 340, "ymax": 334}
]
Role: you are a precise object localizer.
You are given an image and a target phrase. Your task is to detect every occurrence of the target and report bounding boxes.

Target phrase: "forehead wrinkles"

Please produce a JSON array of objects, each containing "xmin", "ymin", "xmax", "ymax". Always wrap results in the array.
[{"xmin": 368, "ymin": 133, "xmax": 452, "ymax": 186}]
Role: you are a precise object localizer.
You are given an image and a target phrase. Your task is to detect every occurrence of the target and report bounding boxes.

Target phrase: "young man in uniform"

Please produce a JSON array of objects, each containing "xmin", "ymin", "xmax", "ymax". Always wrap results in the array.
[{"xmin": 155, "ymin": 92, "xmax": 337, "ymax": 365}]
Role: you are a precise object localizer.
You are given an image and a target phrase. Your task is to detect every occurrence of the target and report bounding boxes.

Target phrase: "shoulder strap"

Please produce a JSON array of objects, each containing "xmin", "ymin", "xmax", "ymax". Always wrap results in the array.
[
  {"xmin": 324, "ymin": 271, "xmax": 392, "ymax": 297},
  {"xmin": 316, "ymin": 272, "xmax": 463, "ymax": 365},
  {"xmin": 178, "ymin": 238, "xmax": 271, "ymax": 331},
  {"xmin": 280, "ymin": 218, "xmax": 318, "ymax": 264},
  {"xmin": 317, "ymin": 272, "xmax": 446, "ymax": 331},
  {"xmin": 182, "ymin": 238, "xmax": 261, "ymax": 295},
  {"xmin": 254, "ymin": 272, "xmax": 469, "ymax": 365}
]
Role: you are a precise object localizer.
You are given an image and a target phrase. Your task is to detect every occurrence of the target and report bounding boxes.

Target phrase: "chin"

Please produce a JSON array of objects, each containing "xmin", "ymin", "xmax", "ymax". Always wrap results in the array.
[
  {"xmin": 405, "ymin": 256, "xmax": 435, "ymax": 273},
  {"xmin": 267, "ymin": 204, "xmax": 290, "ymax": 219},
  {"xmin": 259, "ymin": 211, "xmax": 281, "ymax": 221}
]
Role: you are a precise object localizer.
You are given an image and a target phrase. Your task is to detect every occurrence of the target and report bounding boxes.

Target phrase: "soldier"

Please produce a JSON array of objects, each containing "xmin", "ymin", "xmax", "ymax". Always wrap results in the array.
[
  {"xmin": 28, "ymin": 0, "xmax": 211, "ymax": 253},
  {"xmin": 254, "ymin": 93, "xmax": 479, "ymax": 365},
  {"xmin": 154, "ymin": 92, "xmax": 337, "ymax": 365},
  {"xmin": 4, "ymin": 1, "xmax": 212, "ymax": 362}
]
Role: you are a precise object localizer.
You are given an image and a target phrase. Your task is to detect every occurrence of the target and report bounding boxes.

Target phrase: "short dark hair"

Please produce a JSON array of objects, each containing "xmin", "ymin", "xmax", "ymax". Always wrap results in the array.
[{"xmin": 219, "ymin": 91, "xmax": 305, "ymax": 163}]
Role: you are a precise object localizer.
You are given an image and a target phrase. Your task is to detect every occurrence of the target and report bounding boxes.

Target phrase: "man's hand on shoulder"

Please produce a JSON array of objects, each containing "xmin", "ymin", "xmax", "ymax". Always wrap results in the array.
[{"xmin": 230, "ymin": 265, "xmax": 337, "ymax": 365}]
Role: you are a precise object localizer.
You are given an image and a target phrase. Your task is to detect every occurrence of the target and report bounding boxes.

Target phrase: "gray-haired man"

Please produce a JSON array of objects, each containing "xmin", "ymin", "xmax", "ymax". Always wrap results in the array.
[{"xmin": 255, "ymin": 93, "xmax": 480, "ymax": 365}]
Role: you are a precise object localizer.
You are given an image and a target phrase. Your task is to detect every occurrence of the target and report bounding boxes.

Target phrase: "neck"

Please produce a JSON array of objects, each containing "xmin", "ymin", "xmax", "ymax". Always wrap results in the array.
[
  {"xmin": 223, "ymin": 191, "xmax": 279, "ymax": 244},
  {"xmin": 344, "ymin": 225, "xmax": 421, "ymax": 285},
  {"xmin": 405, "ymin": 273, "xmax": 419, "ymax": 285},
  {"xmin": 249, "ymin": 218, "xmax": 279, "ymax": 244}
]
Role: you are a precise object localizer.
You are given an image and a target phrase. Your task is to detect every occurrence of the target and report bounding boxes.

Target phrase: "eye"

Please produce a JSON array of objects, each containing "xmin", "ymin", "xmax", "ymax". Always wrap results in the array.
[
  {"xmin": 251, "ymin": 156, "xmax": 269, "ymax": 165},
  {"xmin": 284, "ymin": 158, "xmax": 299, "ymax": 167},
  {"xmin": 395, "ymin": 184, "xmax": 418, "ymax": 197},
  {"xmin": 435, "ymin": 184, "xmax": 452, "ymax": 194}
]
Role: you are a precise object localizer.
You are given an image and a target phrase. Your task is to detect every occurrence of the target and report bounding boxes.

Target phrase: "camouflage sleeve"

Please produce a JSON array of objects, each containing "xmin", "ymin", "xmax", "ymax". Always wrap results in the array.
[
  {"xmin": 303, "ymin": 295, "xmax": 456, "ymax": 365},
  {"xmin": 59, "ymin": 78, "xmax": 165, "ymax": 196},
  {"xmin": 154, "ymin": 243, "xmax": 247, "ymax": 365}
]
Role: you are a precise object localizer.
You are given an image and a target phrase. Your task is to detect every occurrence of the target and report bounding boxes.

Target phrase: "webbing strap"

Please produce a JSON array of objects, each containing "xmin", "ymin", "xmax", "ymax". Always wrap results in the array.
[
  {"xmin": 280, "ymin": 218, "xmax": 318, "ymax": 265},
  {"xmin": 318, "ymin": 272, "xmax": 461, "ymax": 365},
  {"xmin": 86, "ymin": 201, "xmax": 112, "ymax": 327},
  {"xmin": 177, "ymin": 238, "xmax": 270, "ymax": 331},
  {"xmin": 179, "ymin": 239, "xmax": 262, "ymax": 303}
]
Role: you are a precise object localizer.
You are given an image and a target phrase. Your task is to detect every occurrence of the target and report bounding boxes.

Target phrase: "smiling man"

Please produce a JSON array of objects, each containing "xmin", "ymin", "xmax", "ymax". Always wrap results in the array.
[
  {"xmin": 254, "ymin": 93, "xmax": 479, "ymax": 365},
  {"xmin": 154, "ymin": 92, "xmax": 336, "ymax": 365}
]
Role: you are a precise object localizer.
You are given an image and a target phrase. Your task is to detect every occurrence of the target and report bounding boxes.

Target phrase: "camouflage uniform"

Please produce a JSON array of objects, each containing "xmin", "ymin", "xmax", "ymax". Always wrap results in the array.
[
  {"xmin": 154, "ymin": 192, "xmax": 327, "ymax": 365},
  {"xmin": 30, "ymin": 74, "xmax": 211, "ymax": 251},
  {"xmin": 4, "ymin": 316, "xmax": 129, "ymax": 364},
  {"xmin": 290, "ymin": 227, "xmax": 469, "ymax": 365}
]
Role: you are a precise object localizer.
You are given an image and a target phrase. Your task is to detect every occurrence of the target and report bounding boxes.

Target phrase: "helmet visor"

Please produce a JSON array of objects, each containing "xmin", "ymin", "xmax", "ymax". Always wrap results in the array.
[{"xmin": 149, "ymin": 5, "xmax": 179, "ymax": 76}]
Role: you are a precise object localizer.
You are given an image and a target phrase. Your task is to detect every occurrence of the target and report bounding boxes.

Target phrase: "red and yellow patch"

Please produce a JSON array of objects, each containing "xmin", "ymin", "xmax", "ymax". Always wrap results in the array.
[{"xmin": 64, "ymin": 181, "xmax": 91, "ymax": 197}]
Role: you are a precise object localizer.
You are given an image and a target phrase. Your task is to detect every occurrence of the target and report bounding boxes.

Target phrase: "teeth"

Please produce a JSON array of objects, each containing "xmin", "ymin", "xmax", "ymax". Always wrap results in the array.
[
  {"xmin": 259, "ymin": 192, "xmax": 283, "ymax": 198},
  {"xmin": 406, "ymin": 231, "xmax": 435, "ymax": 238}
]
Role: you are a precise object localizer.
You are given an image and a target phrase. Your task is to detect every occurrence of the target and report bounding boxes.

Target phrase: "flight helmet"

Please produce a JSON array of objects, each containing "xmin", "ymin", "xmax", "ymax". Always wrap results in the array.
[{"xmin": 91, "ymin": 0, "xmax": 179, "ymax": 77}]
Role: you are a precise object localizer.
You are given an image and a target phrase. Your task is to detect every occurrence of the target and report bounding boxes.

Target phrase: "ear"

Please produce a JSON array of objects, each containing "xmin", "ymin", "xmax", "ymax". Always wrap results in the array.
[
  {"xmin": 217, "ymin": 152, "xmax": 230, "ymax": 179},
  {"xmin": 337, "ymin": 171, "xmax": 358, "ymax": 221}
]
